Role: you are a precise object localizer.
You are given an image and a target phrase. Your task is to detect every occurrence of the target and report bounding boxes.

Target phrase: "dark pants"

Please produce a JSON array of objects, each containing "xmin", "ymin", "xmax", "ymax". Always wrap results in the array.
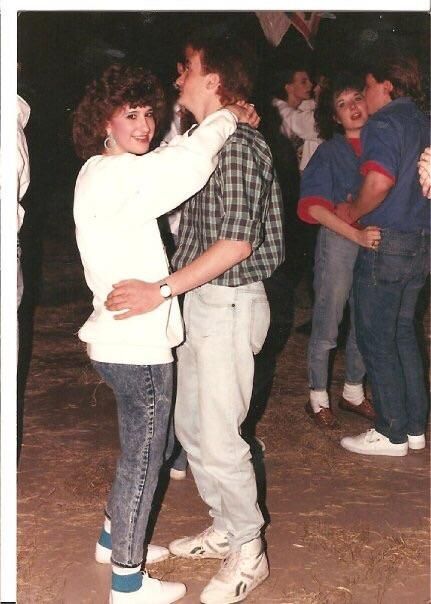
[
  {"xmin": 242, "ymin": 264, "xmax": 294, "ymax": 436},
  {"xmin": 354, "ymin": 229, "xmax": 429, "ymax": 444}
]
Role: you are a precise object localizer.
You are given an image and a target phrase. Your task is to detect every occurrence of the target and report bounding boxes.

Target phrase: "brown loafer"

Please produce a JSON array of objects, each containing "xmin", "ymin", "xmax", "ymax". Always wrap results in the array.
[
  {"xmin": 338, "ymin": 396, "xmax": 376, "ymax": 421},
  {"xmin": 305, "ymin": 401, "xmax": 339, "ymax": 429}
]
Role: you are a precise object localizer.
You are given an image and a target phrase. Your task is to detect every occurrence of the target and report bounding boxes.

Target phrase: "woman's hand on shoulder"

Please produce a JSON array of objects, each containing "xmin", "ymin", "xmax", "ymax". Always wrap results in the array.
[{"xmin": 225, "ymin": 100, "xmax": 260, "ymax": 129}]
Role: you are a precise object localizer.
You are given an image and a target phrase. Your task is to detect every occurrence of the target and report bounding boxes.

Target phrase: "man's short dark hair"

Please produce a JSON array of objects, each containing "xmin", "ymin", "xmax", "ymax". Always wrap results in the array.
[
  {"xmin": 272, "ymin": 66, "xmax": 311, "ymax": 100},
  {"xmin": 186, "ymin": 27, "xmax": 257, "ymax": 104}
]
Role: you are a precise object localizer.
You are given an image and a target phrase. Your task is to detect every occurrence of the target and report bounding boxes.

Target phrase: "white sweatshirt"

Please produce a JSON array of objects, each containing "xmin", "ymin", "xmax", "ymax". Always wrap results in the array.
[
  {"xmin": 17, "ymin": 95, "xmax": 31, "ymax": 231},
  {"xmin": 74, "ymin": 109, "xmax": 237, "ymax": 365},
  {"xmin": 162, "ymin": 103, "xmax": 183, "ymax": 236},
  {"xmin": 272, "ymin": 97, "xmax": 321, "ymax": 171}
]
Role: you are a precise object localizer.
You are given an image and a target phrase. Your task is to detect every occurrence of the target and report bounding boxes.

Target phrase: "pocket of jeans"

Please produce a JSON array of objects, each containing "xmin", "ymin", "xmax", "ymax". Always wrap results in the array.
[
  {"xmin": 195, "ymin": 291, "xmax": 234, "ymax": 337},
  {"xmin": 375, "ymin": 250, "xmax": 416, "ymax": 283},
  {"xmin": 249, "ymin": 298, "xmax": 270, "ymax": 354}
]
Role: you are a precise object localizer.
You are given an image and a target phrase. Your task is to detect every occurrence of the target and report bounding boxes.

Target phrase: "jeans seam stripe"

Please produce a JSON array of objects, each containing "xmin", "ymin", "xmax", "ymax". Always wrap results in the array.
[{"xmin": 126, "ymin": 365, "xmax": 156, "ymax": 564}]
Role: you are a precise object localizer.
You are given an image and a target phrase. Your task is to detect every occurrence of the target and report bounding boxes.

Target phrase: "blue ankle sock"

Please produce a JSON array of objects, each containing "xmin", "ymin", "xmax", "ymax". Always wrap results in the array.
[
  {"xmin": 98, "ymin": 527, "xmax": 112, "ymax": 549},
  {"xmin": 112, "ymin": 570, "xmax": 142, "ymax": 593}
]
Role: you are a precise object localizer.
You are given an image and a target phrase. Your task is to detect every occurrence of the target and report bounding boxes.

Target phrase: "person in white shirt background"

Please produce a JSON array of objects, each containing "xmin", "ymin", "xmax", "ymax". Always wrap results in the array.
[
  {"xmin": 17, "ymin": 94, "xmax": 31, "ymax": 460},
  {"xmin": 272, "ymin": 67, "xmax": 322, "ymax": 172},
  {"xmin": 17, "ymin": 94, "xmax": 31, "ymax": 309}
]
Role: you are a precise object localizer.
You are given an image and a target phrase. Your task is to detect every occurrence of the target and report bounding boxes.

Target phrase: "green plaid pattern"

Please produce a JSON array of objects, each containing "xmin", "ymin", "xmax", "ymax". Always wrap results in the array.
[{"xmin": 173, "ymin": 124, "xmax": 285, "ymax": 286}]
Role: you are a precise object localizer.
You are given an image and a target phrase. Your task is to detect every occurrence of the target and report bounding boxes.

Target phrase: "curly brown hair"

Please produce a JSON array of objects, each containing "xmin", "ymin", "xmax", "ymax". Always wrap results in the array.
[{"xmin": 72, "ymin": 64, "xmax": 166, "ymax": 160}]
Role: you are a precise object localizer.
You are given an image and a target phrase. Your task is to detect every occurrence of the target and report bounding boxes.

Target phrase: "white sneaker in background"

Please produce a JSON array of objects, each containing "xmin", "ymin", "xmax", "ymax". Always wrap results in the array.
[
  {"xmin": 170, "ymin": 467, "xmax": 187, "ymax": 480},
  {"xmin": 96, "ymin": 541, "xmax": 169, "ymax": 565},
  {"xmin": 199, "ymin": 537, "xmax": 269, "ymax": 604},
  {"xmin": 408, "ymin": 434, "xmax": 426, "ymax": 450},
  {"xmin": 341, "ymin": 429, "xmax": 408, "ymax": 457},
  {"xmin": 145, "ymin": 544, "xmax": 170, "ymax": 564}
]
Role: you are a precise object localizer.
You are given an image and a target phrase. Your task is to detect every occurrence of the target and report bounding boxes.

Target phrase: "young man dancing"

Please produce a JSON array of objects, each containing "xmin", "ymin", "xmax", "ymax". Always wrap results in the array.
[{"xmin": 335, "ymin": 55, "xmax": 429, "ymax": 457}]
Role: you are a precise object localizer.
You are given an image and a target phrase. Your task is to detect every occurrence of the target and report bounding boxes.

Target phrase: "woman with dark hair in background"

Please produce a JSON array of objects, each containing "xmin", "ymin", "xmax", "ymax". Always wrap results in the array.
[
  {"xmin": 297, "ymin": 72, "xmax": 380, "ymax": 430},
  {"xmin": 72, "ymin": 63, "xmax": 254, "ymax": 604}
]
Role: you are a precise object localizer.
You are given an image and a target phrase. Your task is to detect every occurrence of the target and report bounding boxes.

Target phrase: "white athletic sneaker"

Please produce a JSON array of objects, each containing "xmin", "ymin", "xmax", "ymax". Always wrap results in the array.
[
  {"xmin": 341, "ymin": 429, "xmax": 408, "ymax": 457},
  {"xmin": 170, "ymin": 467, "xmax": 187, "ymax": 480},
  {"xmin": 200, "ymin": 537, "xmax": 269, "ymax": 604},
  {"xmin": 109, "ymin": 571, "xmax": 186, "ymax": 604},
  {"xmin": 169, "ymin": 526, "xmax": 230, "ymax": 559},
  {"xmin": 96, "ymin": 541, "xmax": 169, "ymax": 565},
  {"xmin": 408, "ymin": 434, "xmax": 426, "ymax": 450}
]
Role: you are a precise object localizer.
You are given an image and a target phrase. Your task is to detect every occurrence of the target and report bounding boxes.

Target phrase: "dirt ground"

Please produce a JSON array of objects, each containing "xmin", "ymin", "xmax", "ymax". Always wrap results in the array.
[{"xmin": 17, "ymin": 238, "xmax": 430, "ymax": 604}]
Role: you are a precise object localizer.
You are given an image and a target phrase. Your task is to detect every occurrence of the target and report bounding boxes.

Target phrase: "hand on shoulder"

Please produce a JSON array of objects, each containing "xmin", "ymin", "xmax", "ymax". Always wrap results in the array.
[{"xmin": 225, "ymin": 100, "xmax": 260, "ymax": 129}]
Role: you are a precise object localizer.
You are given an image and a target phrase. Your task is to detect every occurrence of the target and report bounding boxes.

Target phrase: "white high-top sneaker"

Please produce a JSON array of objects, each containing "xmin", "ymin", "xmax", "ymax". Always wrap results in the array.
[
  {"xmin": 169, "ymin": 526, "xmax": 230, "ymax": 559},
  {"xmin": 109, "ymin": 571, "xmax": 186, "ymax": 604},
  {"xmin": 200, "ymin": 537, "xmax": 269, "ymax": 604}
]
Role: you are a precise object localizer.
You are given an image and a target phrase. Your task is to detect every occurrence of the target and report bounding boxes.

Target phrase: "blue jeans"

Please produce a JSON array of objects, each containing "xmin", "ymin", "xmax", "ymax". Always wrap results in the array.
[
  {"xmin": 354, "ymin": 229, "xmax": 430, "ymax": 444},
  {"xmin": 92, "ymin": 361, "xmax": 173, "ymax": 567},
  {"xmin": 308, "ymin": 227, "xmax": 366, "ymax": 390}
]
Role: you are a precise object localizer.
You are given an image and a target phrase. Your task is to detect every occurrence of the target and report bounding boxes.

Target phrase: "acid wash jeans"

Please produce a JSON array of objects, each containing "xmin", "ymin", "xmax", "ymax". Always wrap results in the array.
[
  {"xmin": 92, "ymin": 361, "xmax": 173, "ymax": 567},
  {"xmin": 175, "ymin": 282, "xmax": 270, "ymax": 550},
  {"xmin": 308, "ymin": 227, "xmax": 366, "ymax": 390},
  {"xmin": 354, "ymin": 229, "xmax": 430, "ymax": 444}
]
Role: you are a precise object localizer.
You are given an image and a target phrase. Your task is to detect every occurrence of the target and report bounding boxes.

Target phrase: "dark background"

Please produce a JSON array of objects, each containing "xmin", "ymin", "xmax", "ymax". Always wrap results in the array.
[{"xmin": 17, "ymin": 11, "xmax": 430, "ymax": 239}]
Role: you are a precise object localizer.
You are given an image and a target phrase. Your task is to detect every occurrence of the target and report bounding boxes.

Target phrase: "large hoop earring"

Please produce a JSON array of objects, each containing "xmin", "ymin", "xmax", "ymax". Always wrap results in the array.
[{"xmin": 104, "ymin": 133, "xmax": 117, "ymax": 150}]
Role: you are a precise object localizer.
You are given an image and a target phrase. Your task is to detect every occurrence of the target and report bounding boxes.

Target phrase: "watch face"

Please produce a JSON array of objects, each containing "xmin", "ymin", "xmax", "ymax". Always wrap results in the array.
[{"xmin": 160, "ymin": 284, "xmax": 172, "ymax": 298}]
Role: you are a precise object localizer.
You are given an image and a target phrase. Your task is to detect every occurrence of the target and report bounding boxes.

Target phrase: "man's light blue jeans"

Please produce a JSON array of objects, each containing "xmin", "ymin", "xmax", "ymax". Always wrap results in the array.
[
  {"xmin": 175, "ymin": 282, "xmax": 270, "ymax": 550},
  {"xmin": 92, "ymin": 361, "xmax": 173, "ymax": 567},
  {"xmin": 308, "ymin": 227, "xmax": 366, "ymax": 390},
  {"xmin": 354, "ymin": 229, "xmax": 430, "ymax": 444}
]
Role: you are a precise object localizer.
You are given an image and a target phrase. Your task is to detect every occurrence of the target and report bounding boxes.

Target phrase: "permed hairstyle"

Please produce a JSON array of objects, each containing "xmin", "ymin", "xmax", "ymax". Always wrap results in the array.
[
  {"xmin": 185, "ymin": 27, "xmax": 257, "ymax": 105},
  {"xmin": 314, "ymin": 72, "xmax": 366, "ymax": 140},
  {"xmin": 72, "ymin": 64, "xmax": 166, "ymax": 161},
  {"xmin": 364, "ymin": 55, "xmax": 424, "ymax": 107}
]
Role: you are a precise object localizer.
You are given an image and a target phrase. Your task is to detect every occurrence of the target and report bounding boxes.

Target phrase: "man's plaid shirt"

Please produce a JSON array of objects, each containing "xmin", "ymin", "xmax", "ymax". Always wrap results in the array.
[{"xmin": 172, "ymin": 123, "xmax": 285, "ymax": 286}]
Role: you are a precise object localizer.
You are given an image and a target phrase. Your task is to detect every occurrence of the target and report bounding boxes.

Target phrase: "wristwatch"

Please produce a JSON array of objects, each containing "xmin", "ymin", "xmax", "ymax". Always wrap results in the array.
[{"xmin": 159, "ymin": 283, "xmax": 172, "ymax": 299}]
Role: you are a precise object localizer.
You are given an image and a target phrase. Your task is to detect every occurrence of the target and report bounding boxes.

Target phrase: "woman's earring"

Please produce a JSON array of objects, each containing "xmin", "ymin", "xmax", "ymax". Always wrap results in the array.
[{"xmin": 104, "ymin": 133, "xmax": 117, "ymax": 150}]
